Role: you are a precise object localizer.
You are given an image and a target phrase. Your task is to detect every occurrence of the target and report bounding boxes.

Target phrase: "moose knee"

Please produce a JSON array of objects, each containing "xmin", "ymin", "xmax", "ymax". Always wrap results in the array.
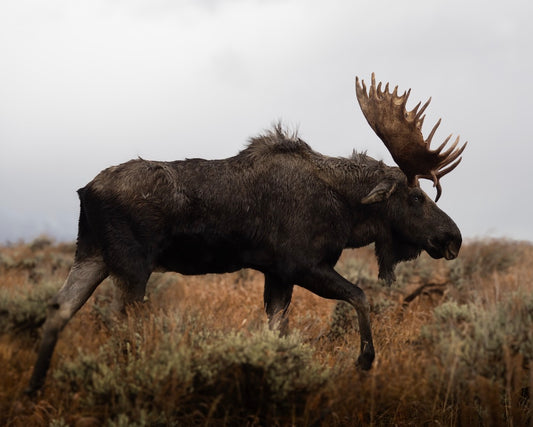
[
  {"xmin": 43, "ymin": 299, "xmax": 76, "ymax": 333},
  {"xmin": 349, "ymin": 288, "xmax": 370, "ymax": 313}
]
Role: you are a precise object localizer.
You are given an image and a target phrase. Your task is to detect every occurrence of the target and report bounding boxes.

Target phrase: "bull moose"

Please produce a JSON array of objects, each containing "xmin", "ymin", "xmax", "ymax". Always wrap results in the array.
[{"xmin": 26, "ymin": 74, "xmax": 466, "ymax": 394}]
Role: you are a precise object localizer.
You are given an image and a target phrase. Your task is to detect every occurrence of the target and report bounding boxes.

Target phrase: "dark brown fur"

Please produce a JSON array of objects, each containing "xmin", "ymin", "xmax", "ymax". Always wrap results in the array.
[{"xmin": 26, "ymin": 125, "xmax": 462, "ymax": 394}]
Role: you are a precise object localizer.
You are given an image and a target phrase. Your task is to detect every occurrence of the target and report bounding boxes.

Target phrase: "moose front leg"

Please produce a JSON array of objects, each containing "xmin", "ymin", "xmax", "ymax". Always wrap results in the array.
[{"xmin": 299, "ymin": 267, "xmax": 375, "ymax": 370}]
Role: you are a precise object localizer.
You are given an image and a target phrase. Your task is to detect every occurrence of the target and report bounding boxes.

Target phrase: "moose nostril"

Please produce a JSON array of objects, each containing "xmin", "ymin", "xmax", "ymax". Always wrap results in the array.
[{"xmin": 445, "ymin": 241, "xmax": 460, "ymax": 259}]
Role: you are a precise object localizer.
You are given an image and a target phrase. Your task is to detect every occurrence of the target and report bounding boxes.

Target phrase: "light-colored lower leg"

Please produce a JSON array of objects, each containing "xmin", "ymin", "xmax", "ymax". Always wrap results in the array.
[{"xmin": 26, "ymin": 257, "xmax": 108, "ymax": 393}]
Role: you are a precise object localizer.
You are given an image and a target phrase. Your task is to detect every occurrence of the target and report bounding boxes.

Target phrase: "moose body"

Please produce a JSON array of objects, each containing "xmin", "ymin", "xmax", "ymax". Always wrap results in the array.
[{"xmin": 27, "ymin": 75, "xmax": 466, "ymax": 394}]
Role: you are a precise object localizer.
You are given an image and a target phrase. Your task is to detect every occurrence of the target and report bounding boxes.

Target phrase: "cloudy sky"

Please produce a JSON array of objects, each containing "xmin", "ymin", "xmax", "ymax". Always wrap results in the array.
[{"xmin": 1, "ymin": 0, "xmax": 531, "ymax": 243}]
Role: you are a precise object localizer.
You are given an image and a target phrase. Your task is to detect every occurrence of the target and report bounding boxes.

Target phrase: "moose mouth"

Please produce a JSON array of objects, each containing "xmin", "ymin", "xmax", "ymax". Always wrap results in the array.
[{"xmin": 426, "ymin": 238, "xmax": 460, "ymax": 260}]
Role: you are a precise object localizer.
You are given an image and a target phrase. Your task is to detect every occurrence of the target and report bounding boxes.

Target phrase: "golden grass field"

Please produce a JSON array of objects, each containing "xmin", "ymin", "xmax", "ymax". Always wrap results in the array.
[{"xmin": 1, "ymin": 237, "xmax": 532, "ymax": 426}]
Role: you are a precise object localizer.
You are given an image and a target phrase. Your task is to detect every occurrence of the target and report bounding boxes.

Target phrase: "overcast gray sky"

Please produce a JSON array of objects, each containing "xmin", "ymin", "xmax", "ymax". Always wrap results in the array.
[{"xmin": 1, "ymin": 0, "xmax": 532, "ymax": 243}]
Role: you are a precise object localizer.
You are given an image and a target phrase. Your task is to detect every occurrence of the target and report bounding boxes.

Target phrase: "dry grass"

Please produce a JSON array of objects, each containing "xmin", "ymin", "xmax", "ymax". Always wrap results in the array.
[{"xmin": 0, "ymin": 237, "xmax": 532, "ymax": 426}]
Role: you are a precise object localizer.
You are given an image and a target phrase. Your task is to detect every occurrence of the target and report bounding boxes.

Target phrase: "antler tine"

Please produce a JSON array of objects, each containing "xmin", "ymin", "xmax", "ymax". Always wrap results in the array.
[
  {"xmin": 438, "ymin": 151, "xmax": 462, "ymax": 171},
  {"xmin": 437, "ymin": 135, "xmax": 461, "ymax": 159},
  {"xmin": 417, "ymin": 114, "xmax": 426, "ymax": 130},
  {"xmin": 415, "ymin": 98, "xmax": 431, "ymax": 121},
  {"xmin": 437, "ymin": 139, "xmax": 467, "ymax": 169},
  {"xmin": 411, "ymin": 101, "xmax": 422, "ymax": 117},
  {"xmin": 369, "ymin": 73, "xmax": 377, "ymax": 97},
  {"xmin": 432, "ymin": 141, "xmax": 467, "ymax": 202},
  {"xmin": 434, "ymin": 182, "xmax": 443, "ymax": 203},
  {"xmin": 436, "ymin": 151, "xmax": 466, "ymax": 179},
  {"xmin": 434, "ymin": 134, "xmax": 453, "ymax": 154},
  {"xmin": 355, "ymin": 76, "xmax": 366, "ymax": 98},
  {"xmin": 425, "ymin": 118, "xmax": 442, "ymax": 148},
  {"xmin": 401, "ymin": 89, "xmax": 411, "ymax": 110}
]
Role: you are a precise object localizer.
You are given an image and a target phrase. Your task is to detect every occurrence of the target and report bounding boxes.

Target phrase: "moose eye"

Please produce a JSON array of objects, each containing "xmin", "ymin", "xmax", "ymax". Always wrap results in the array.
[{"xmin": 411, "ymin": 193, "xmax": 423, "ymax": 204}]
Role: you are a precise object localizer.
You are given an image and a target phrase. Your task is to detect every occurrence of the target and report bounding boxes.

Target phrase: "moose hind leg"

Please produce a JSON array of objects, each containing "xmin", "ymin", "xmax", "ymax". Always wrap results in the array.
[
  {"xmin": 112, "ymin": 273, "xmax": 150, "ymax": 313},
  {"xmin": 26, "ymin": 256, "xmax": 108, "ymax": 394},
  {"xmin": 264, "ymin": 273, "xmax": 293, "ymax": 336},
  {"xmin": 299, "ymin": 267, "xmax": 375, "ymax": 370}
]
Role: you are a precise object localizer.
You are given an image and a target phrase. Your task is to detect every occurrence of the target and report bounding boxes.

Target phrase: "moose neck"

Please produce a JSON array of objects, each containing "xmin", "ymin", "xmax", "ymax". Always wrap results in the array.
[
  {"xmin": 312, "ymin": 153, "xmax": 393, "ymax": 244},
  {"xmin": 317, "ymin": 153, "xmax": 417, "ymax": 283},
  {"xmin": 318, "ymin": 152, "xmax": 391, "ymax": 208}
]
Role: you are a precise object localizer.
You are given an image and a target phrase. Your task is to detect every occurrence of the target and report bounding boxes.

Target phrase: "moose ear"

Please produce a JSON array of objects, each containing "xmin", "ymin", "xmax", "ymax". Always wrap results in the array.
[{"xmin": 361, "ymin": 180, "xmax": 397, "ymax": 204}]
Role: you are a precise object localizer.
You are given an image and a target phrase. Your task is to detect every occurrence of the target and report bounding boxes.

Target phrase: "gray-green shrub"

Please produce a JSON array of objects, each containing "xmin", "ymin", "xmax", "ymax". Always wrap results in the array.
[
  {"xmin": 53, "ymin": 311, "xmax": 327, "ymax": 425},
  {"xmin": 422, "ymin": 292, "xmax": 533, "ymax": 382}
]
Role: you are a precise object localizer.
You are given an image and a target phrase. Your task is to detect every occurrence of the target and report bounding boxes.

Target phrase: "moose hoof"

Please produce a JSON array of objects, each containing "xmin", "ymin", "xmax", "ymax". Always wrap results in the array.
[
  {"xmin": 356, "ymin": 352, "xmax": 374, "ymax": 371},
  {"xmin": 23, "ymin": 386, "xmax": 38, "ymax": 397},
  {"xmin": 23, "ymin": 380, "xmax": 44, "ymax": 397}
]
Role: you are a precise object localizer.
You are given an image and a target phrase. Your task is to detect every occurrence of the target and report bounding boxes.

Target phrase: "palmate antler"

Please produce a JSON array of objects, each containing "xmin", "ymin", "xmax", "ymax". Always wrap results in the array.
[{"xmin": 355, "ymin": 73, "xmax": 467, "ymax": 202}]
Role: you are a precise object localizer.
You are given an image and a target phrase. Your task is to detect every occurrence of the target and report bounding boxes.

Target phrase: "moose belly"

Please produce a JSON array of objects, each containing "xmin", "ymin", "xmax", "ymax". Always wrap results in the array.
[{"xmin": 155, "ymin": 233, "xmax": 269, "ymax": 275}]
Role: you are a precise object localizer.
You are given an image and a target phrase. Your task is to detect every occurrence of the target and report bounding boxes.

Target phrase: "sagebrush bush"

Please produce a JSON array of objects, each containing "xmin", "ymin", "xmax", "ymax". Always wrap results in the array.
[
  {"xmin": 422, "ymin": 291, "xmax": 533, "ymax": 382},
  {"xmin": 53, "ymin": 309, "xmax": 327, "ymax": 425},
  {"xmin": 447, "ymin": 239, "xmax": 524, "ymax": 285},
  {"xmin": 197, "ymin": 327, "xmax": 326, "ymax": 397},
  {"xmin": 327, "ymin": 301, "xmax": 358, "ymax": 341},
  {"xmin": 0, "ymin": 281, "xmax": 58, "ymax": 335},
  {"xmin": 0, "ymin": 252, "xmax": 15, "ymax": 269}
]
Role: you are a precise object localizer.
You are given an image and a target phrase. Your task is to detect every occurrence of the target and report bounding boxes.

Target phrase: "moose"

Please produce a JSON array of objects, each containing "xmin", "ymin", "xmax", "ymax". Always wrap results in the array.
[{"xmin": 26, "ymin": 74, "xmax": 466, "ymax": 394}]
